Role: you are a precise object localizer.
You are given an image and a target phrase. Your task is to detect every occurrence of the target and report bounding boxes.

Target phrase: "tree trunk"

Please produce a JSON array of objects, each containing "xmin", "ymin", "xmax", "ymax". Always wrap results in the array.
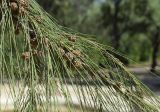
[
  {"xmin": 112, "ymin": 0, "xmax": 121, "ymax": 49},
  {"xmin": 151, "ymin": 29, "xmax": 160, "ymax": 72}
]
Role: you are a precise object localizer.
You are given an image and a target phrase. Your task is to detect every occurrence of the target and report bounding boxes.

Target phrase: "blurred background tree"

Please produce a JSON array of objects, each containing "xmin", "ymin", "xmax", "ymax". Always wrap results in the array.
[{"xmin": 37, "ymin": 0, "xmax": 160, "ymax": 71}]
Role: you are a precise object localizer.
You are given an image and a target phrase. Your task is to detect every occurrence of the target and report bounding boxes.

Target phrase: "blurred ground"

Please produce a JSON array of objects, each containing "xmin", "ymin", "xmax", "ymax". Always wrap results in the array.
[
  {"xmin": 129, "ymin": 66, "xmax": 160, "ymax": 95},
  {"xmin": 1, "ymin": 67, "xmax": 160, "ymax": 111}
]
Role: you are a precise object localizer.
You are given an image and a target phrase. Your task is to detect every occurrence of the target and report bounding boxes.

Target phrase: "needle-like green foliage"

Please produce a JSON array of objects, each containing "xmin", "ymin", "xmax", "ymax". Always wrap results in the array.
[{"xmin": 0, "ymin": 0, "xmax": 160, "ymax": 112}]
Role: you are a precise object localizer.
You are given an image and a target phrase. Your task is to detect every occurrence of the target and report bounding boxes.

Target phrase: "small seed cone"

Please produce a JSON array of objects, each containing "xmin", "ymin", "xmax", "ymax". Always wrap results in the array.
[
  {"xmin": 34, "ymin": 16, "xmax": 43, "ymax": 22},
  {"xmin": 58, "ymin": 48, "xmax": 65, "ymax": 56},
  {"xmin": 20, "ymin": 0, "xmax": 28, "ymax": 7},
  {"xmin": 10, "ymin": 2, "xmax": 19, "ymax": 13},
  {"xmin": 73, "ymin": 59, "xmax": 82, "ymax": 68},
  {"xmin": 30, "ymin": 38, "xmax": 38, "ymax": 49},
  {"xmin": 19, "ymin": 7, "xmax": 26, "ymax": 14},
  {"xmin": 68, "ymin": 36, "xmax": 76, "ymax": 42},
  {"xmin": 32, "ymin": 50, "xmax": 43, "ymax": 57},
  {"xmin": 63, "ymin": 52, "xmax": 74, "ymax": 61},
  {"xmin": 22, "ymin": 52, "xmax": 30, "ymax": 60},
  {"xmin": 32, "ymin": 50, "xmax": 38, "ymax": 56},
  {"xmin": 72, "ymin": 50, "xmax": 81, "ymax": 57}
]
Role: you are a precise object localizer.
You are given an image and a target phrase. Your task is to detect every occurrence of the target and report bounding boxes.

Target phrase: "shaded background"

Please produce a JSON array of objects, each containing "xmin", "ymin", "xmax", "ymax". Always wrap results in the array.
[{"xmin": 37, "ymin": 0, "xmax": 160, "ymax": 93}]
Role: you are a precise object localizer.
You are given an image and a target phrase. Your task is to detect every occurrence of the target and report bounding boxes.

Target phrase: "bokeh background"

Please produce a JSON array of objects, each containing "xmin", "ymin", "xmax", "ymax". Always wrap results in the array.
[
  {"xmin": 37, "ymin": 0, "xmax": 160, "ymax": 70},
  {"xmin": 37, "ymin": 0, "xmax": 160, "ymax": 93}
]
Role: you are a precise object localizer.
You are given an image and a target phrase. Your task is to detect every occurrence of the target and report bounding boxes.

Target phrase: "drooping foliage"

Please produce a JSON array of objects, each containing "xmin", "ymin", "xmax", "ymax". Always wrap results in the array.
[{"xmin": 1, "ymin": 0, "xmax": 160, "ymax": 111}]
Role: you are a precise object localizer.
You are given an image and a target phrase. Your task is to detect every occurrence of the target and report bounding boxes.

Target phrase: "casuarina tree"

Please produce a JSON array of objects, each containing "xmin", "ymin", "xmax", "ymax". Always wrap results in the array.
[{"xmin": 0, "ymin": 0, "xmax": 160, "ymax": 111}]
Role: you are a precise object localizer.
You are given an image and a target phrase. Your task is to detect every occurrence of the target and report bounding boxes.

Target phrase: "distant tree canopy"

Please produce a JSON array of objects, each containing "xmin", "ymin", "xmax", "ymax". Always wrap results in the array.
[
  {"xmin": 100, "ymin": 0, "xmax": 160, "ymax": 70},
  {"xmin": 101, "ymin": 0, "xmax": 152, "ymax": 48},
  {"xmin": 37, "ymin": 0, "xmax": 94, "ymax": 27},
  {"xmin": 37, "ymin": 0, "xmax": 73, "ymax": 25}
]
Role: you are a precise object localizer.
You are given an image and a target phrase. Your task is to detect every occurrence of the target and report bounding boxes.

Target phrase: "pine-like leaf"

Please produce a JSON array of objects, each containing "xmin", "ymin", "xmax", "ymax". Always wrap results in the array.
[{"xmin": 0, "ymin": 0, "xmax": 160, "ymax": 112}]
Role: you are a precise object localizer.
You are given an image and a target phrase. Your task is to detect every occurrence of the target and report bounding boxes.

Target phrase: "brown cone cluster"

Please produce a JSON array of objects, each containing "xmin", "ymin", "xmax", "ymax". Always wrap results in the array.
[
  {"xmin": 10, "ymin": 0, "xmax": 28, "ymax": 16},
  {"xmin": 9, "ymin": 1, "xmax": 82, "ymax": 69},
  {"xmin": 9, "ymin": 0, "xmax": 44, "ymax": 60},
  {"xmin": 21, "ymin": 50, "xmax": 43, "ymax": 61},
  {"xmin": 21, "ymin": 26, "xmax": 50, "ymax": 60},
  {"xmin": 59, "ymin": 48, "xmax": 83, "ymax": 69},
  {"xmin": 57, "ymin": 34, "xmax": 83, "ymax": 69},
  {"xmin": 9, "ymin": 0, "xmax": 32, "ymax": 60},
  {"xmin": 21, "ymin": 29, "xmax": 44, "ymax": 60},
  {"xmin": 9, "ymin": 0, "xmax": 28, "ymax": 34},
  {"xmin": 32, "ymin": 50, "xmax": 43, "ymax": 57}
]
